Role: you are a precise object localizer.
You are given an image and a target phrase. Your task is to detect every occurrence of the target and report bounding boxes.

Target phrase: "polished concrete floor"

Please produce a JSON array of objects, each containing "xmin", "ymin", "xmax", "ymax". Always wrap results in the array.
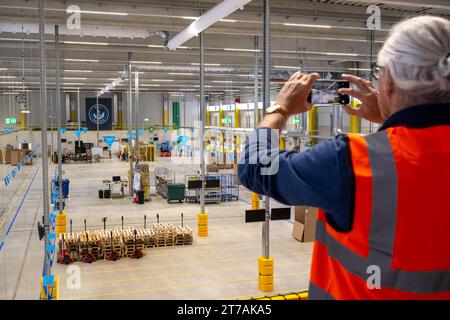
[{"xmin": 0, "ymin": 156, "xmax": 313, "ymax": 300}]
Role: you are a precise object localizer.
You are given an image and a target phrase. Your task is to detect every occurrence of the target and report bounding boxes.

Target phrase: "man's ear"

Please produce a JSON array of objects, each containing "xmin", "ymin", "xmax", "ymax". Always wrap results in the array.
[{"xmin": 383, "ymin": 68, "xmax": 395, "ymax": 99}]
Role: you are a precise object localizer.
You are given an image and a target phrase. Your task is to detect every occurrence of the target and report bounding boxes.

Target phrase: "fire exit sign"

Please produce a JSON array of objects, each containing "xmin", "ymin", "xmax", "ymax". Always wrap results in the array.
[
  {"xmin": 221, "ymin": 118, "xmax": 232, "ymax": 124},
  {"xmin": 5, "ymin": 118, "xmax": 17, "ymax": 124}
]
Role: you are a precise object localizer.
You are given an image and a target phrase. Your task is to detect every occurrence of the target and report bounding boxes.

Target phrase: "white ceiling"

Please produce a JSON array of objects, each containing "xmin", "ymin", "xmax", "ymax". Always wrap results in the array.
[{"xmin": 0, "ymin": 0, "xmax": 449, "ymax": 97}]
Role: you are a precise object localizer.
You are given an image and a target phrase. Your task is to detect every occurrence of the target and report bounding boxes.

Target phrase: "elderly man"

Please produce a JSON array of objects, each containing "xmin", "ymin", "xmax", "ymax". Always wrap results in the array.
[{"xmin": 238, "ymin": 16, "xmax": 450, "ymax": 299}]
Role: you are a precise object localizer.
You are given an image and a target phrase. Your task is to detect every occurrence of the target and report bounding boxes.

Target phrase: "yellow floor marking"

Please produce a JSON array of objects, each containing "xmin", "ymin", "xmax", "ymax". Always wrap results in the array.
[
  {"xmin": 63, "ymin": 271, "xmax": 309, "ymax": 300},
  {"xmin": 223, "ymin": 285, "xmax": 310, "ymax": 300},
  {"xmin": 58, "ymin": 251, "xmax": 310, "ymax": 277}
]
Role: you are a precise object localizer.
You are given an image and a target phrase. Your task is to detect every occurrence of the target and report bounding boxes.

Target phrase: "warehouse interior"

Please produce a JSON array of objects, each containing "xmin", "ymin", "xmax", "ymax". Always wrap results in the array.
[{"xmin": 0, "ymin": 0, "xmax": 449, "ymax": 300}]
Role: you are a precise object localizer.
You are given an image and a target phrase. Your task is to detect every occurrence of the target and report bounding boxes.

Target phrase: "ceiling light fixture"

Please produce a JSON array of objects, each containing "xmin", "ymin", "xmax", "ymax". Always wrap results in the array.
[
  {"xmin": 81, "ymin": 10, "xmax": 128, "ymax": 16},
  {"xmin": 131, "ymin": 61, "xmax": 162, "ymax": 64},
  {"xmin": 283, "ymin": 23, "xmax": 332, "ymax": 29},
  {"xmin": 64, "ymin": 58, "xmax": 100, "ymax": 62},
  {"xmin": 166, "ymin": 0, "xmax": 252, "ymax": 51},
  {"xmin": 63, "ymin": 41, "xmax": 109, "ymax": 46},
  {"xmin": 273, "ymin": 65, "xmax": 300, "ymax": 70},
  {"xmin": 223, "ymin": 48, "xmax": 260, "ymax": 52},
  {"xmin": 168, "ymin": 73, "xmax": 195, "ymax": 76},
  {"xmin": 64, "ymin": 70, "xmax": 93, "ymax": 73},
  {"xmin": 191, "ymin": 63, "xmax": 221, "ymax": 66}
]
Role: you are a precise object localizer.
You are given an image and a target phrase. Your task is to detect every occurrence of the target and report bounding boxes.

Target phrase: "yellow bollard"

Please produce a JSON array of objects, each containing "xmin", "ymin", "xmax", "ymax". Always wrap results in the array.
[
  {"xmin": 198, "ymin": 213, "xmax": 208, "ymax": 237},
  {"xmin": 308, "ymin": 106, "xmax": 318, "ymax": 146},
  {"xmin": 251, "ymin": 192, "xmax": 260, "ymax": 210},
  {"xmin": 258, "ymin": 256, "xmax": 274, "ymax": 292},
  {"xmin": 55, "ymin": 212, "xmax": 66, "ymax": 237},
  {"xmin": 280, "ymin": 137, "xmax": 285, "ymax": 151},
  {"xmin": 40, "ymin": 276, "xmax": 59, "ymax": 300}
]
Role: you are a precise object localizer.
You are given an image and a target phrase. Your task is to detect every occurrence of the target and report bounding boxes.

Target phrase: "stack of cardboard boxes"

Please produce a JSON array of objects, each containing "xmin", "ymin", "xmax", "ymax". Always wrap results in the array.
[
  {"xmin": 136, "ymin": 164, "xmax": 150, "ymax": 200},
  {"xmin": 1, "ymin": 147, "xmax": 31, "ymax": 166},
  {"xmin": 292, "ymin": 206, "xmax": 318, "ymax": 243}
]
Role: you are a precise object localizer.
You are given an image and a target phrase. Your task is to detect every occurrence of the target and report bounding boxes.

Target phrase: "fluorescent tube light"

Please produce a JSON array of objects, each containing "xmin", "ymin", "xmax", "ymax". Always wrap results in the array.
[
  {"xmin": 81, "ymin": 10, "xmax": 128, "ymax": 16},
  {"xmin": 224, "ymin": 48, "xmax": 260, "ymax": 52},
  {"xmin": 64, "ymin": 59, "xmax": 99, "ymax": 62},
  {"xmin": 274, "ymin": 65, "xmax": 300, "ymax": 70},
  {"xmin": 167, "ymin": 0, "xmax": 252, "ymax": 51},
  {"xmin": 283, "ymin": 23, "xmax": 332, "ymax": 29},
  {"xmin": 168, "ymin": 73, "xmax": 195, "ymax": 76},
  {"xmin": 131, "ymin": 61, "xmax": 162, "ymax": 64},
  {"xmin": 64, "ymin": 70, "xmax": 93, "ymax": 73},
  {"xmin": 21, "ymin": 110, "xmax": 31, "ymax": 114},
  {"xmin": 63, "ymin": 41, "xmax": 109, "ymax": 46},
  {"xmin": 63, "ymin": 77, "xmax": 88, "ymax": 80},
  {"xmin": 191, "ymin": 63, "xmax": 221, "ymax": 66},
  {"xmin": 152, "ymin": 79, "xmax": 174, "ymax": 82}
]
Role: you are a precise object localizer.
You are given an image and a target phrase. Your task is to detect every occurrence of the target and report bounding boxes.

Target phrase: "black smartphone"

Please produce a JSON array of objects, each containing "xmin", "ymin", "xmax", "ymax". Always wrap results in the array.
[{"xmin": 307, "ymin": 81, "xmax": 350, "ymax": 105}]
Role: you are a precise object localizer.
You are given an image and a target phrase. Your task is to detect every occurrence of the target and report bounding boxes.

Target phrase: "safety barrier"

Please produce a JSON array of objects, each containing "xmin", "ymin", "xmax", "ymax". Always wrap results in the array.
[
  {"xmin": 239, "ymin": 291, "xmax": 308, "ymax": 300},
  {"xmin": 2, "ymin": 145, "xmax": 40, "ymax": 188}
]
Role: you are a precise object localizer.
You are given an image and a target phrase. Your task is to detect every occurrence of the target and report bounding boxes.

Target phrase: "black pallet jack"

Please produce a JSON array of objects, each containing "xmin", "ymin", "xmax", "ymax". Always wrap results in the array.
[
  {"xmin": 58, "ymin": 234, "xmax": 74, "ymax": 265},
  {"xmin": 130, "ymin": 229, "xmax": 144, "ymax": 259}
]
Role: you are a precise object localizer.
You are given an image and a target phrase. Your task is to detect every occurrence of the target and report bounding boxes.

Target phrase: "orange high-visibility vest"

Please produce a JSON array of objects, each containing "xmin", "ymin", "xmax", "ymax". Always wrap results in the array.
[{"xmin": 309, "ymin": 126, "xmax": 450, "ymax": 300}]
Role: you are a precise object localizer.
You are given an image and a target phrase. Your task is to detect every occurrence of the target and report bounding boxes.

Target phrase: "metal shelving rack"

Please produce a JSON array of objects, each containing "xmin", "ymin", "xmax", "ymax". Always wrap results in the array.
[
  {"xmin": 184, "ymin": 174, "xmax": 221, "ymax": 204},
  {"xmin": 220, "ymin": 174, "xmax": 239, "ymax": 201}
]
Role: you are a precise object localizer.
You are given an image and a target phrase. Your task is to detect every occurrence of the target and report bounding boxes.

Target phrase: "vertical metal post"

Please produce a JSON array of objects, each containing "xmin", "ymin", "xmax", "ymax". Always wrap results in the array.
[
  {"xmin": 254, "ymin": 36, "xmax": 259, "ymax": 128},
  {"xmin": 262, "ymin": 0, "xmax": 270, "ymax": 259},
  {"xmin": 199, "ymin": 31, "xmax": 206, "ymax": 215},
  {"xmin": 96, "ymin": 96, "xmax": 99, "ymax": 147},
  {"xmin": 55, "ymin": 25, "xmax": 63, "ymax": 215},
  {"xmin": 127, "ymin": 54, "xmax": 133, "ymax": 198},
  {"xmin": 77, "ymin": 88, "xmax": 80, "ymax": 154},
  {"xmin": 38, "ymin": 0, "xmax": 50, "ymax": 277},
  {"xmin": 135, "ymin": 70, "xmax": 139, "ymax": 165},
  {"xmin": 50, "ymin": 90, "xmax": 54, "ymax": 157},
  {"xmin": 183, "ymin": 94, "xmax": 186, "ymax": 128}
]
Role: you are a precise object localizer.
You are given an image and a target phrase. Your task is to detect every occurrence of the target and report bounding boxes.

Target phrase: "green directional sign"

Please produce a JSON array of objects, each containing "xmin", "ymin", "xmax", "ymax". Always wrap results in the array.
[
  {"xmin": 149, "ymin": 127, "xmax": 155, "ymax": 133},
  {"xmin": 291, "ymin": 116, "xmax": 300, "ymax": 125},
  {"xmin": 5, "ymin": 118, "xmax": 17, "ymax": 124},
  {"xmin": 221, "ymin": 118, "xmax": 232, "ymax": 124}
]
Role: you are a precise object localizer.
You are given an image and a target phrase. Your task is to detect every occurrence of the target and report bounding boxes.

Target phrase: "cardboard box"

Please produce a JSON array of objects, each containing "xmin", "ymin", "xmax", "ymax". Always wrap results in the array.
[
  {"xmin": 10, "ymin": 150, "xmax": 20, "ymax": 166},
  {"xmin": 5, "ymin": 149, "xmax": 12, "ymax": 164},
  {"xmin": 292, "ymin": 206, "xmax": 318, "ymax": 243}
]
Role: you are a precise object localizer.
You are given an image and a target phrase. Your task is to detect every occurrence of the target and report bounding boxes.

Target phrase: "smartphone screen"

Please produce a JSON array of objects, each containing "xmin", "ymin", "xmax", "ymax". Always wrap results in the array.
[{"xmin": 307, "ymin": 81, "xmax": 350, "ymax": 105}]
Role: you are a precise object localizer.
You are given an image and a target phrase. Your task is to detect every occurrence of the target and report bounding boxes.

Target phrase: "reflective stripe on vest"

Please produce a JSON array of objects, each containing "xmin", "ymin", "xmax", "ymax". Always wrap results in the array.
[{"xmin": 309, "ymin": 130, "xmax": 450, "ymax": 299}]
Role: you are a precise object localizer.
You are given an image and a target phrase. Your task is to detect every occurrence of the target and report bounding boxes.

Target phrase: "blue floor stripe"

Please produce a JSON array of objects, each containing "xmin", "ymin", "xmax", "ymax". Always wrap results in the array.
[{"xmin": 0, "ymin": 166, "xmax": 40, "ymax": 251}]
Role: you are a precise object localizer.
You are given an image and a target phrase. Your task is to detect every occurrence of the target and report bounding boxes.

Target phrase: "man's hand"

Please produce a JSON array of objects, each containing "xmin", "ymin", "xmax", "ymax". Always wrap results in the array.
[
  {"xmin": 276, "ymin": 72, "xmax": 320, "ymax": 117},
  {"xmin": 338, "ymin": 74, "xmax": 385, "ymax": 124}
]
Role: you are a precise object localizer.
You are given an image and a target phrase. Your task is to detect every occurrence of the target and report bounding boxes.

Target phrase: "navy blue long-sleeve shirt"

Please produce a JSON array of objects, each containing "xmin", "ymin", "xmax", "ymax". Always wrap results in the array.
[{"xmin": 238, "ymin": 103, "xmax": 450, "ymax": 232}]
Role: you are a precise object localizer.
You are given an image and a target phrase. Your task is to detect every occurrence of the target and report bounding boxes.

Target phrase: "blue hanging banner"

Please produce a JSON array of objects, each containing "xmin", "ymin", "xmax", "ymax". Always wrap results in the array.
[
  {"xmin": 138, "ymin": 128, "xmax": 143, "ymax": 137},
  {"xmin": 81, "ymin": 127, "xmax": 88, "ymax": 134},
  {"xmin": 74, "ymin": 130, "xmax": 81, "ymax": 138},
  {"xmin": 103, "ymin": 136, "xmax": 116, "ymax": 148},
  {"xmin": 60, "ymin": 128, "xmax": 67, "ymax": 135},
  {"xmin": 163, "ymin": 127, "xmax": 168, "ymax": 133}
]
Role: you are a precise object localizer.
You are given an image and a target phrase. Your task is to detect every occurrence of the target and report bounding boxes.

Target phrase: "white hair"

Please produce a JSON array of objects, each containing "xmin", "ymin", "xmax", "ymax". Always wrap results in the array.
[{"xmin": 378, "ymin": 16, "xmax": 450, "ymax": 103}]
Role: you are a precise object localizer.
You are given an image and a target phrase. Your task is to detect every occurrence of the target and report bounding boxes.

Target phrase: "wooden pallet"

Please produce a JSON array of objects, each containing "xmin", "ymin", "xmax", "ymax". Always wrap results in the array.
[{"xmin": 98, "ymin": 229, "xmax": 123, "ymax": 259}]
